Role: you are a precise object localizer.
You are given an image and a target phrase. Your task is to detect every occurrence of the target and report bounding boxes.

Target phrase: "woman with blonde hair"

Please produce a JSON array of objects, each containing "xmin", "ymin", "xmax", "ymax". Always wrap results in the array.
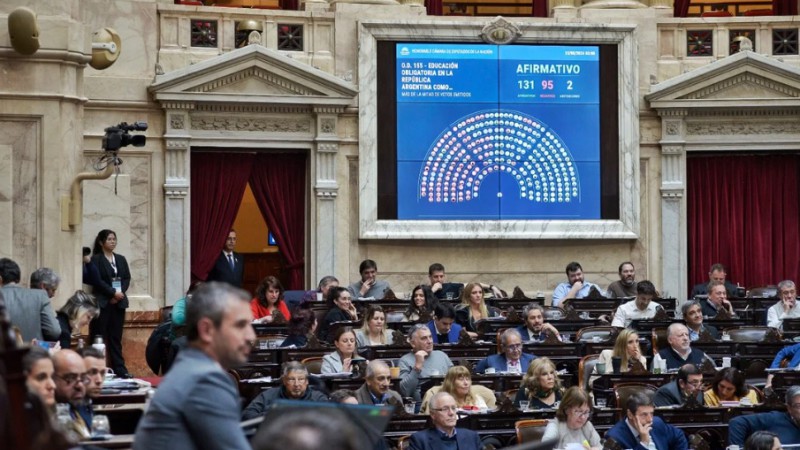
[
  {"xmin": 542, "ymin": 386, "xmax": 602, "ymax": 449},
  {"xmin": 420, "ymin": 365, "xmax": 497, "ymax": 413},
  {"xmin": 515, "ymin": 357, "xmax": 563, "ymax": 409},
  {"xmin": 355, "ymin": 305, "xmax": 394, "ymax": 347},
  {"xmin": 454, "ymin": 282, "xmax": 500, "ymax": 336},
  {"xmin": 594, "ymin": 328, "xmax": 647, "ymax": 375},
  {"xmin": 56, "ymin": 291, "xmax": 99, "ymax": 349}
]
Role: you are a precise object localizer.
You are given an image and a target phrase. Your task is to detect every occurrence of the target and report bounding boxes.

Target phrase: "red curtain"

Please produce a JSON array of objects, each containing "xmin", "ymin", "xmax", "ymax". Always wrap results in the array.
[
  {"xmin": 426, "ymin": 0, "xmax": 443, "ymax": 16},
  {"xmin": 773, "ymin": 0, "xmax": 797, "ymax": 15},
  {"xmin": 532, "ymin": 0, "xmax": 548, "ymax": 17},
  {"xmin": 673, "ymin": 0, "xmax": 690, "ymax": 17},
  {"xmin": 249, "ymin": 153, "xmax": 307, "ymax": 290},
  {"xmin": 190, "ymin": 152, "xmax": 254, "ymax": 282},
  {"xmin": 280, "ymin": 0, "xmax": 298, "ymax": 10},
  {"xmin": 687, "ymin": 154, "xmax": 800, "ymax": 291}
]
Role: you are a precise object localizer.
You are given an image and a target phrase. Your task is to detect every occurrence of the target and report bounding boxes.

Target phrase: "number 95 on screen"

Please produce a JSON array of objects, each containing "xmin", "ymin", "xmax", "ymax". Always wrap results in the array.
[{"xmin": 517, "ymin": 79, "xmax": 574, "ymax": 91}]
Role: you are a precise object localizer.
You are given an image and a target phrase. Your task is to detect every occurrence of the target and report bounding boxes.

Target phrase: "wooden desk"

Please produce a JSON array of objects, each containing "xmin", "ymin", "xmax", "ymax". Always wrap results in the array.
[
  {"xmin": 94, "ymin": 403, "xmax": 144, "ymax": 435},
  {"xmin": 95, "ymin": 388, "xmax": 149, "ymax": 405},
  {"xmin": 80, "ymin": 434, "xmax": 135, "ymax": 449}
]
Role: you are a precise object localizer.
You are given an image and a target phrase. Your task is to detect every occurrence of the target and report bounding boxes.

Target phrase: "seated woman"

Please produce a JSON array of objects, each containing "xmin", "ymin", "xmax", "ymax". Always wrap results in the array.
[
  {"xmin": 704, "ymin": 367, "xmax": 760, "ymax": 406},
  {"xmin": 593, "ymin": 329, "xmax": 647, "ymax": 375},
  {"xmin": 420, "ymin": 365, "xmax": 497, "ymax": 413},
  {"xmin": 515, "ymin": 357, "xmax": 563, "ymax": 409},
  {"xmin": 542, "ymin": 386, "xmax": 602, "ymax": 449},
  {"xmin": 454, "ymin": 282, "xmax": 501, "ymax": 337},
  {"xmin": 321, "ymin": 327, "xmax": 364, "ymax": 374},
  {"xmin": 403, "ymin": 285, "xmax": 436, "ymax": 322},
  {"xmin": 355, "ymin": 305, "xmax": 394, "ymax": 347},
  {"xmin": 280, "ymin": 307, "xmax": 317, "ymax": 348},
  {"xmin": 318, "ymin": 287, "xmax": 358, "ymax": 343},
  {"xmin": 745, "ymin": 431, "xmax": 781, "ymax": 450},
  {"xmin": 24, "ymin": 346, "xmax": 56, "ymax": 410},
  {"xmin": 250, "ymin": 276, "xmax": 291, "ymax": 323},
  {"xmin": 170, "ymin": 281, "xmax": 201, "ymax": 338},
  {"xmin": 56, "ymin": 291, "xmax": 99, "ymax": 349}
]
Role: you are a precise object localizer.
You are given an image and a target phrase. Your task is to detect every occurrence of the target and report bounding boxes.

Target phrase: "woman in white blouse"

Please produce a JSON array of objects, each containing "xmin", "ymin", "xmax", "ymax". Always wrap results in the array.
[{"xmin": 542, "ymin": 386, "xmax": 602, "ymax": 449}]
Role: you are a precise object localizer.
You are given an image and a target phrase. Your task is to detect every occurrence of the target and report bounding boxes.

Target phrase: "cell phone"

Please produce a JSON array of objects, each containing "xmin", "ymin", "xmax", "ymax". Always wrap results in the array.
[{"xmin": 37, "ymin": 341, "xmax": 57, "ymax": 349}]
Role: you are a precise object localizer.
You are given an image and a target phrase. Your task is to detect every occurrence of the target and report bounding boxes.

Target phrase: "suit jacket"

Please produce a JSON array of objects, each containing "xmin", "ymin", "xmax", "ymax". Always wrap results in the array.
[
  {"xmin": 91, "ymin": 253, "xmax": 131, "ymax": 309},
  {"xmin": 475, "ymin": 353, "xmax": 535, "ymax": 374},
  {"xmin": 427, "ymin": 320, "xmax": 462, "ymax": 344},
  {"xmin": 1, "ymin": 284, "xmax": 61, "ymax": 342},
  {"xmin": 653, "ymin": 380, "xmax": 703, "ymax": 407},
  {"xmin": 605, "ymin": 417, "xmax": 688, "ymax": 450},
  {"xmin": 409, "ymin": 427, "xmax": 482, "ymax": 450},
  {"xmin": 354, "ymin": 383, "xmax": 403, "ymax": 406},
  {"xmin": 206, "ymin": 252, "xmax": 244, "ymax": 288},
  {"xmin": 133, "ymin": 347, "xmax": 250, "ymax": 450}
]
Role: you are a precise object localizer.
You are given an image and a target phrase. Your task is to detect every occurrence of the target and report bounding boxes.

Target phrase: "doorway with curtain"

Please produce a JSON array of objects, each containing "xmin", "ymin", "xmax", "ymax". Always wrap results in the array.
[
  {"xmin": 189, "ymin": 150, "xmax": 307, "ymax": 295},
  {"xmin": 686, "ymin": 153, "xmax": 800, "ymax": 294}
]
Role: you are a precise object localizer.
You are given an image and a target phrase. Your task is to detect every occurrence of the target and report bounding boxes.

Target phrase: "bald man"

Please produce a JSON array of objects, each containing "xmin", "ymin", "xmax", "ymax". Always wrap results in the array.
[{"xmin": 53, "ymin": 349, "xmax": 93, "ymax": 439}]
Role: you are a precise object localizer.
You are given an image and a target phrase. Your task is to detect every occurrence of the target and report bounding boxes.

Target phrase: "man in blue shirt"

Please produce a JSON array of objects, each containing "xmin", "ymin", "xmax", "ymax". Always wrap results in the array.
[
  {"xmin": 427, "ymin": 303, "xmax": 462, "ymax": 344},
  {"xmin": 409, "ymin": 392, "xmax": 481, "ymax": 450},
  {"xmin": 552, "ymin": 261, "xmax": 603, "ymax": 307},
  {"xmin": 728, "ymin": 386, "xmax": 800, "ymax": 446}
]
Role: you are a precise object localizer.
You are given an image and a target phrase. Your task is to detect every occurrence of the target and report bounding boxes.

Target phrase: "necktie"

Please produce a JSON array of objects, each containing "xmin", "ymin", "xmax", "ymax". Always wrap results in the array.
[{"xmin": 228, "ymin": 253, "xmax": 235, "ymax": 269}]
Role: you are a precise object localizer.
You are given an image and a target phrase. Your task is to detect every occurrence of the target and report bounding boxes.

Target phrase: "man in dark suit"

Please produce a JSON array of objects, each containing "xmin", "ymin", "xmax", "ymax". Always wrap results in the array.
[
  {"xmin": 690, "ymin": 263, "xmax": 738, "ymax": 298},
  {"xmin": 653, "ymin": 364, "xmax": 704, "ymax": 407},
  {"xmin": 475, "ymin": 328, "xmax": 536, "ymax": 374},
  {"xmin": 0, "ymin": 258, "xmax": 60, "ymax": 342},
  {"xmin": 133, "ymin": 282, "xmax": 255, "ymax": 450},
  {"xmin": 206, "ymin": 230, "xmax": 244, "ymax": 288},
  {"xmin": 409, "ymin": 392, "xmax": 481, "ymax": 450},
  {"xmin": 606, "ymin": 391, "xmax": 688, "ymax": 450}
]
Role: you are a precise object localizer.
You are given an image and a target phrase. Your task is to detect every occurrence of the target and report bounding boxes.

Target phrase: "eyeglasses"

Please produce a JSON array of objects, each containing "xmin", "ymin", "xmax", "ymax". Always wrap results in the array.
[
  {"xmin": 505, "ymin": 344, "xmax": 523, "ymax": 351},
  {"xmin": 790, "ymin": 403, "xmax": 800, "ymax": 410},
  {"xmin": 285, "ymin": 377, "xmax": 308, "ymax": 384},
  {"xmin": 54, "ymin": 373, "xmax": 90, "ymax": 385},
  {"xmin": 685, "ymin": 379, "xmax": 703, "ymax": 386},
  {"xmin": 431, "ymin": 405, "xmax": 458, "ymax": 413},
  {"xmin": 571, "ymin": 409, "xmax": 592, "ymax": 418}
]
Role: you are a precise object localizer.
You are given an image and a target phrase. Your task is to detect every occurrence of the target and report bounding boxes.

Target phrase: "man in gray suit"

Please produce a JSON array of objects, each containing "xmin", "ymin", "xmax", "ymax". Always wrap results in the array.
[
  {"xmin": 0, "ymin": 258, "xmax": 60, "ymax": 342},
  {"xmin": 133, "ymin": 282, "xmax": 255, "ymax": 450},
  {"xmin": 355, "ymin": 360, "xmax": 404, "ymax": 406}
]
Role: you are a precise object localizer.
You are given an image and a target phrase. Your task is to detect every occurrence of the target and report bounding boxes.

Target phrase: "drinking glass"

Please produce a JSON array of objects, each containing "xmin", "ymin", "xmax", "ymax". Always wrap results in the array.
[
  {"xmin": 595, "ymin": 397, "xmax": 607, "ymax": 408},
  {"xmin": 92, "ymin": 414, "xmax": 111, "ymax": 436},
  {"xmin": 519, "ymin": 400, "xmax": 530, "ymax": 411},
  {"xmin": 404, "ymin": 402, "xmax": 417, "ymax": 414}
]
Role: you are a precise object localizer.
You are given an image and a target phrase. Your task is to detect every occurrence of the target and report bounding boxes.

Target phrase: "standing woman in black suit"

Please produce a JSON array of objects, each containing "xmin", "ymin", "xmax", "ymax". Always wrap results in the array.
[{"xmin": 89, "ymin": 229, "xmax": 132, "ymax": 378}]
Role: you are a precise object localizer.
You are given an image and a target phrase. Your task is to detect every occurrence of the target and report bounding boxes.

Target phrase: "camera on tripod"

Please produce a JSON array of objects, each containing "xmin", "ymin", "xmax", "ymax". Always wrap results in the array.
[{"xmin": 102, "ymin": 121, "xmax": 148, "ymax": 151}]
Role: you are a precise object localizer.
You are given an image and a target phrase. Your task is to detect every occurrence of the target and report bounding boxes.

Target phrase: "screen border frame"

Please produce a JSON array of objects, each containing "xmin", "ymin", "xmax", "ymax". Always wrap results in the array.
[{"xmin": 358, "ymin": 20, "xmax": 640, "ymax": 240}]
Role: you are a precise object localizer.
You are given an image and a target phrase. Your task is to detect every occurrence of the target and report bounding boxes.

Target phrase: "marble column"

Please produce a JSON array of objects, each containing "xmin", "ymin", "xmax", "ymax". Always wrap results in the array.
[
  {"xmin": 658, "ymin": 110, "xmax": 687, "ymax": 302},
  {"xmin": 313, "ymin": 108, "xmax": 342, "ymax": 283},
  {"xmin": 163, "ymin": 106, "xmax": 193, "ymax": 305}
]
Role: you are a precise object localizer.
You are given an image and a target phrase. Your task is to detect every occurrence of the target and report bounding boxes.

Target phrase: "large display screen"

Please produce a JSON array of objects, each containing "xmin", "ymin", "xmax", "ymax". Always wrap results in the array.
[{"xmin": 394, "ymin": 43, "xmax": 601, "ymax": 220}]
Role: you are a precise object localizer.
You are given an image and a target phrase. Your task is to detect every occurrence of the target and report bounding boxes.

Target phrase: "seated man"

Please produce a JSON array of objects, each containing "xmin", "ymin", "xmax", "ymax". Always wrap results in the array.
[
  {"xmin": 605, "ymin": 391, "xmax": 688, "ymax": 450},
  {"xmin": 0, "ymin": 257, "xmax": 61, "ymax": 342},
  {"xmin": 611, "ymin": 280, "xmax": 661, "ymax": 328},
  {"xmin": 78, "ymin": 347, "xmax": 106, "ymax": 403},
  {"xmin": 516, "ymin": 303, "xmax": 561, "ymax": 342},
  {"xmin": 301, "ymin": 275, "xmax": 339, "ymax": 303},
  {"xmin": 652, "ymin": 323, "xmax": 715, "ymax": 371},
  {"xmin": 53, "ymin": 349, "xmax": 92, "ymax": 439},
  {"xmin": 409, "ymin": 392, "xmax": 481, "ymax": 450},
  {"xmin": 728, "ymin": 386, "xmax": 800, "ymax": 446},
  {"xmin": 682, "ymin": 300, "xmax": 720, "ymax": 341},
  {"xmin": 242, "ymin": 361, "xmax": 329, "ymax": 420},
  {"xmin": 767, "ymin": 280, "xmax": 800, "ymax": 331},
  {"xmin": 426, "ymin": 263, "xmax": 465, "ymax": 300},
  {"xmin": 700, "ymin": 280, "xmax": 736, "ymax": 318},
  {"xmin": 691, "ymin": 263, "xmax": 738, "ymax": 298},
  {"xmin": 765, "ymin": 342, "xmax": 800, "ymax": 391},
  {"xmin": 399, "ymin": 324, "xmax": 454, "ymax": 402},
  {"xmin": 348, "ymin": 259, "xmax": 391, "ymax": 299},
  {"xmin": 354, "ymin": 360, "xmax": 403, "ymax": 406},
  {"xmin": 426, "ymin": 303, "xmax": 462, "ymax": 344},
  {"xmin": 653, "ymin": 364, "xmax": 704, "ymax": 407},
  {"xmin": 552, "ymin": 261, "xmax": 603, "ymax": 307},
  {"xmin": 134, "ymin": 282, "xmax": 255, "ymax": 450},
  {"xmin": 475, "ymin": 329, "xmax": 535, "ymax": 374},
  {"xmin": 606, "ymin": 261, "xmax": 638, "ymax": 299}
]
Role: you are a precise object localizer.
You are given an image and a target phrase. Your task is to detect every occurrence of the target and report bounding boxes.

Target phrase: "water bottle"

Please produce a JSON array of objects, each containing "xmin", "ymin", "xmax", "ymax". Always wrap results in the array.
[
  {"xmin": 77, "ymin": 338, "xmax": 85, "ymax": 350},
  {"xmin": 56, "ymin": 403, "xmax": 80, "ymax": 442},
  {"xmin": 92, "ymin": 335, "xmax": 106, "ymax": 357}
]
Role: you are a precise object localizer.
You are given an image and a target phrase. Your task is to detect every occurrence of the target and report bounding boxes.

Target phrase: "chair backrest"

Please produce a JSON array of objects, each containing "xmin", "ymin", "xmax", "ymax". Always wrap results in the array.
[
  {"xmin": 397, "ymin": 434, "xmax": 412, "ymax": 450},
  {"xmin": 651, "ymin": 327, "xmax": 668, "ymax": 355},
  {"xmin": 515, "ymin": 419, "xmax": 549, "ymax": 444},
  {"xmin": 613, "ymin": 382, "xmax": 658, "ymax": 419},
  {"xmin": 743, "ymin": 8, "xmax": 773, "ymax": 16},
  {"xmin": 578, "ymin": 354, "xmax": 601, "ymax": 390},
  {"xmin": 724, "ymin": 326, "xmax": 782, "ymax": 343},
  {"xmin": 300, "ymin": 356, "xmax": 323, "ymax": 375},
  {"xmin": 576, "ymin": 326, "xmax": 618, "ymax": 343}
]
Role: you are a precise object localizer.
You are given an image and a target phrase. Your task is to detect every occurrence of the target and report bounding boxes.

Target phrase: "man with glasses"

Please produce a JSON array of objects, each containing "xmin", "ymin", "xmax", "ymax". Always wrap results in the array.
[
  {"xmin": 134, "ymin": 282, "xmax": 255, "ymax": 450},
  {"xmin": 767, "ymin": 280, "xmax": 800, "ymax": 331},
  {"xmin": 53, "ymin": 349, "xmax": 93, "ymax": 439},
  {"xmin": 728, "ymin": 385, "xmax": 800, "ymax": 446},
  {"xmin": 355, "ymin": 360, "xmax": 403, "ymax": 406},
  {"xmin": 652, "ymin": 323, "xmax": 716, "ymax": 371},
  {"xmin": 242, "ymin": 361, "xmax": 328, "ymax": 420},
  {"xmin": 606, "ymin": 391, "xmax": 687, "ymax": 450},
  {"xmin": 653, "ymin": 364, "xmax": 705, "ymax": 407},
  {"xmin": 475, "ymin": 328, "xmax": 536, "ymax": 374},
  {"xmin": 409, "ymin": 392, "xmax": 481, "ymax": 450}
]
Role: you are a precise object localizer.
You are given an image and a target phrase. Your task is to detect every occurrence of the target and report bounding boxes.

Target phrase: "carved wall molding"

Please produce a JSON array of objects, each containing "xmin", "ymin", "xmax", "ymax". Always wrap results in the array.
[
  {"xmin": 685, "ymin": 72, "xmax": 800, "ymax": 99},
  {"xmin": 317, "ymin": 142, "xmax": 339, "ymax": 153},
  {"xmin": 657, "ymin": 109, "xmax": 687, "ymax": 117},
  {"xmin": 660, "ymin": 189, "xmax": 683, "ymax": 199},
  {"xmin": 164, "ymin": 185, "xmax": 189, "ymax": 197},
  {"xmin": 162, "ymin": 102, "xmax": 195, "ymax": 110},
  {"xmin": 687, "ymin": 109, "xmax": 800, "ymax": 118},
  {"xmin": 313, "ymin": 106, "xmax": 346, "ymax": 114},
  {"xmin": 315, "ymin": 189, "xmax": 338, "ymax": 199},
  {"xmin": 320, "ymin": 118, "xmax": 336, "ymax": 134},
  {"xmin": 665, "ymin": 121, "xmax": 680, "ymax": 136},
  {"xmin": 195, "ymin": 104, "xmax": 312, "ymax": 114},
  {"xmin": 661, "ymin": 145, "xmax": 683, "ymax": 155},
  {"xmin": 170, "ymin": 114, "xmax": 185, "ymax": 130},
  {"xmin": 190, "ymin": 116, "xmax": 311, "ymax": 132},
  {"xmin": 686, "ymin": 121, "xmax": 798, "ymax": 136},
  {"xmin": 166, "ymin": 139, "xmax": 189, "ymax": 149},
  {"xmin": 189, "ymin": 67, "xmax": 316, "ymax": 96}
]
